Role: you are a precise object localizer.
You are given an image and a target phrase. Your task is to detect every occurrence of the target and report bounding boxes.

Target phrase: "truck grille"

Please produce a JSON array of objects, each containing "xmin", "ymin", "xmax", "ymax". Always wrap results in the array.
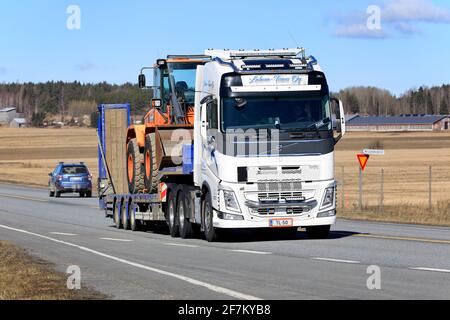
[
  {"xmin": 258, "ymin": 181, "xmax": 302, "ymax": 192},
  {"xmin": 258, "ymin": 191, "xmax": 304, "ymax": 202},
  {"xmin": 257, "ymin": 207, "xmax": 305, "ymax": 216}
]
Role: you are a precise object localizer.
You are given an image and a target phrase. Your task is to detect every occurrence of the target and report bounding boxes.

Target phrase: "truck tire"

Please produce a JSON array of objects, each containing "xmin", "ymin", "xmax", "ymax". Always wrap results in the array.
[
  {"xmin": 167, "ymin": 191, "xmax": 179, "ymax": 237},
  {"xmin": 121, "ymin": 200, "xmax": 130, "ymax": 230},
  {"xmin": 127, "ymin": 138, "xmax": 145, "ymax": 194},
  {"xmin": 49, "ymin": 190, "xmax": 55, "ymax": 197},
  {"xmin": 306, "ymin": 225, "xmax": 331, "ymax": 239},
  {"xmin": 129, "ymin": 200, "xmax": 139, "ymax": 232},
  {"xmin": 113, "ymin": 200, "xmax": 122, "ymax": 229},
  {"xmin": 86, "ymin": 191, "xmax": 92, "ymax": 198},
  {"xmin": 202, "ymin": 192, "xmax": 220, "ymax": 242},
  {"xmin": 55, "ymin": 191, "xmax": 61, "ymax": 198},
  {"xmin": 177, "ymin": 190, "xmax": 194, "ymax": 239},
  {"xmin": 144, "ymin": 133, "xmax": 159, "ymax": 192}
]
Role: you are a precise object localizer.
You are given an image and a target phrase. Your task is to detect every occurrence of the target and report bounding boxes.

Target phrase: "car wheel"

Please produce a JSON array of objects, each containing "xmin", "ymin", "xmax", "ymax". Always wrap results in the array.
[
  {"xmin": 49, "ymin": 190, "xmax": 55, "ymax": 197},
  {"xmin": 55, "ymin": 192, "xmax": 61, "ymax": 198},
  {"xmin": 79, "ymin": 192, "xmax": 84, "ymax": 198},
  {"xmin": 86, "ymin": 191, "xmax": 92, "ymax": 198}
]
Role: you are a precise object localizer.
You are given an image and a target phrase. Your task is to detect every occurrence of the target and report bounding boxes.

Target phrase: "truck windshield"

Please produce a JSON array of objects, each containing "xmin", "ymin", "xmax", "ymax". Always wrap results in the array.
[{"xmin": 221, "ymin": 95, "xmax": 332, "ymax": 132}]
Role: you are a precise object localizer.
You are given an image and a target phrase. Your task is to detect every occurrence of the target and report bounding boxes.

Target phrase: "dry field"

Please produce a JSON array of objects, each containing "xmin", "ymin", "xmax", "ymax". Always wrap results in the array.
[
  {"xmin": 0, "ymin": 127, "xmax": 449, "ymax": 226},
  {"xmin": 335, "ymin": 131, "xmax": 450, "ymax": 226},
  {"xmin": 0, "ymin": 241, "xmax": 105, "ymax": 300},
  {"xmin": 0, "ymin": 127, "xmax": 98, "ymax": 188}
]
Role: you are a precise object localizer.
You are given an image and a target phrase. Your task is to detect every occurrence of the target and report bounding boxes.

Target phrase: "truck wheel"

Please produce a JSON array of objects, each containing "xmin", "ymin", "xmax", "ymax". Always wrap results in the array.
[
  {"xmin": 129, "ymin": 200, "xmax": 139, "ymax": 232},
  {"xmin": 121, "ymin": 200, "xmax": 130, "ymax": 230},
  {"xmin": 306, "ymin": 225, "xmax": 331, "ymax": 239},
  {"xmin": 49, "ymin": 190, "xmax": 55, "ymax": 197},
  {"xmin": 86, "ymin": 191, "xmax": 92, "ymax": 198},
  {"xmin": 178, "ymin": 191, "xmax": 194, "ymax": 239},
  {"xmin": 55, "ymin": 192, "xmax": 61, "ymax": 198},
  {"xmin": 167, "ymin": 191, "xmax": 179, "ymax": 237},
  {"xmin": 113, "ymin": 200, "xmax": 122, "ymax": 229},
  {"xmin": 127, "ymin": 138, "xmax": 145, "ymax": 194},
  {"xmin": 202, "ymin": 192, "xmax": 220, "ymax": 242},
  {"xmin": 144, "ymin": 133, "xmax": 159, "ymax": 192}
]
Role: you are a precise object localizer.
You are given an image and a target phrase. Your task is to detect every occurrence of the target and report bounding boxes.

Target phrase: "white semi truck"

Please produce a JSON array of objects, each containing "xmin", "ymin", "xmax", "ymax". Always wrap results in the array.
[{"xmin": 98, "ymin": 48, "xmax": 346, "ymax": 242}]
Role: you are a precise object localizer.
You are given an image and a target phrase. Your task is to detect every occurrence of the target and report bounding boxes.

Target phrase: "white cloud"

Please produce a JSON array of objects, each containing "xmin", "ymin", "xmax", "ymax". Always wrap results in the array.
[
  {"xmin": 333, "ymin": 24, "xmax": 389, "ymax": 39},
  {"xmin": 74, "ymin": 61, "xmax": 96, "ymax": 72},
  {"xmin": 384, "ymin": 0, "xmax": 450, "ymax": 23},
  {"xmin": 330, "ymin": 0, "xmax": 450, "ymax": 38}
]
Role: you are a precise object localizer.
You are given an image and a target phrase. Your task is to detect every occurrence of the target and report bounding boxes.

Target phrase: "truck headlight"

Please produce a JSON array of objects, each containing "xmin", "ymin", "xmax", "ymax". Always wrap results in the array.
[
  {"xmin": 321, "ymin": 187, "xmax": 335, "ymax": 208},
  {"xmin": 221, "ymin": 189, "xmax": 241, "ymax": 213}
]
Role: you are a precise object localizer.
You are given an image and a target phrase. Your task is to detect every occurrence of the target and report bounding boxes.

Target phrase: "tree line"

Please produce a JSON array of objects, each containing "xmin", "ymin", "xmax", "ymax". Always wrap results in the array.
[
  {"xmin": 0, "ymin": 81, "xmax": 153, "ymax": 127},
  {"xmin": 335, "ymin": 84, "xmax": 450, "ymax": 116},
  {"xmin": 0, "ymin": 82, "xmax": 449, "ymax": 128}
]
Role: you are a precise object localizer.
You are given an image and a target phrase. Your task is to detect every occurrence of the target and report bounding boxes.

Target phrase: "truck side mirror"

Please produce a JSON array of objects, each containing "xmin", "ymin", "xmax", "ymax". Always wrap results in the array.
[
  {"xmin": 331, "ymin": 97, "xmax": 346, "ymax": 144},
  {"xmin": 138, "ymin": 74, "xmax": 146, "ymax": 88}
]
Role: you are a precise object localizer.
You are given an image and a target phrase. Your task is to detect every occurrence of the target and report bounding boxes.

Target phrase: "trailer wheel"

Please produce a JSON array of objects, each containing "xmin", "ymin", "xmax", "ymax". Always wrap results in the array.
[
  {"xmin": 178, "ymin": 190, "xmax": 194, "ymax": 239},
  {"xmin": 306, "ymin": 225, "xmax": 331, "ymax": 239},
  {"xmin": 144, "ymin": 133, "xmax": 159, "ymax": 192},
  {"xmin": 121, "ymin": 199, "xmax": 130, "ymax": 230},
  {"xmin": 167, "ymin": 191, "xmax": 179, "ymax": 238},
  {"xmin": 113, "ymin": 199, "xmax": 122, "ymax": 229},
  {"xmin": 202, "ymin": 192, "xmax": 220, "ymax": 242},
  {"xmin": 127, "ymin": 138, "xmax": 145, "ymax": 194},
  {"xmin": 129, "ymin": 200, "xmax": 139, "ymax": 232}
]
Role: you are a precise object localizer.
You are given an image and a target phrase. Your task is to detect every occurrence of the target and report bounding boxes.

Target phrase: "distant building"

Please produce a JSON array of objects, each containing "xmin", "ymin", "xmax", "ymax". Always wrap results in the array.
[
  {"xmin": 346, "ymin": 115, "xmax": 450, "ymax": 132},
  {"xmin": 0, "ymin": 107, "xmax": 19, "ymax": 124},
  {"xmin": 10, "ymin": 118, "xmax": 27, "ymax": 128}
]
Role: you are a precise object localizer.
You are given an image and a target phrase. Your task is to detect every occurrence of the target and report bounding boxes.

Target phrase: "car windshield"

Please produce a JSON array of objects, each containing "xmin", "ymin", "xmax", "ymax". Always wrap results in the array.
[
  {"xmin": 62, "ymin": 166, "xmax": 88, "ymax": 175},
  {"xmin": 221, "ymin": 95, "xmax": 332, "ymax": 132}
]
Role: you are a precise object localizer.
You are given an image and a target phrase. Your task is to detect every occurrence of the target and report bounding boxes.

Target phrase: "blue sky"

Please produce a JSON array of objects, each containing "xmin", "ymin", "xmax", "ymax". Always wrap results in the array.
[{"xmin": 0, "ymin": 0, "xmax": 449, "ymax": 96}]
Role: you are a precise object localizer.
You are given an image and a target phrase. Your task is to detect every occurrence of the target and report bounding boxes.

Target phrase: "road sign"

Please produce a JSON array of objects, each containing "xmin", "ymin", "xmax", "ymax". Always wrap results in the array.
[
  {"xmin": 363, "ymin": 149, "xmax": 385, "ymax": 156},
  {"xmin": 357, "ymin": 154, "xmax": 370, "ymax": 171}
]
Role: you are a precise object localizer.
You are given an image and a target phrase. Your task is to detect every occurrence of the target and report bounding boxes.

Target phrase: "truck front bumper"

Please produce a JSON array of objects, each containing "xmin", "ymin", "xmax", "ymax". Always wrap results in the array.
[{"xmin": 212, "ymin": 209, "xmax": 336, "ymax": 229}]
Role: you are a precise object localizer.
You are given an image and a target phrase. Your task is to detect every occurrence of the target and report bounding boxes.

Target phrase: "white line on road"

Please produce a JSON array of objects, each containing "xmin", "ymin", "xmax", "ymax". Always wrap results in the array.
[
  {"xmin": 49, "ymin": 232, "xmax": 78, "ymax": 236},
  {"xmin": 410, "ymin": 267, "xmax": 450, "ymax": 274},
  {"xmin": 164, "ymin": 243, "xmax": 199, "ymax": 248},
  {"xmin": 100, "ymin": 238, "xmax": 134, "ymax": 242},
  {"xmin": 231, "ymin": 250, "xmax": 272, "ymax": 255},
  {"xmin": 0, "ymin": 223, "xmax": 261, "ymax": 300},
  {"xmin": 313, "ymin": 257, "xmax": 361, "ymax": 264}
]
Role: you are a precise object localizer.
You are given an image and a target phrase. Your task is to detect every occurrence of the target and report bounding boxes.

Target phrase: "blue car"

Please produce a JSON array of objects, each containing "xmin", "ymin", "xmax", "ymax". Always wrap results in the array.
[{"xmin": 48, "ymin": 162, "xmax": 93, "ymax": 198}]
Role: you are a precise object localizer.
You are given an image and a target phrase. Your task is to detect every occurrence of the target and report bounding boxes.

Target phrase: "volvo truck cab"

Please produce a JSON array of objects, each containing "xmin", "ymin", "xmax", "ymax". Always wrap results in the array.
[{"xmin": 194, "ymin": 48, "xmax": 346, "ymax": 241}]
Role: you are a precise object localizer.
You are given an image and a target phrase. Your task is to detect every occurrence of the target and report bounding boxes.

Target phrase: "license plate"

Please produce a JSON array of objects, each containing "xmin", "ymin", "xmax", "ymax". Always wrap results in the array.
[
  {"xmin": 70, "ymin": 177, "xmax": 82, "ymax": 182},
  {"xmin": 269, "ymin": 218, "xmax": 294, "ymax": 228}
]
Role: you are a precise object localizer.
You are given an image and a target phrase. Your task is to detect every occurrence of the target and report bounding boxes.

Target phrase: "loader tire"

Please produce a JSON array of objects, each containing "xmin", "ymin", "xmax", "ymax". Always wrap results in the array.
[
  {"xmin": 144, "ymin": 133, "xmax": 159, "ymax": 192},
  {"xmin": 127, "ymin": 138, "xmax": 145, "ymax": 194}
]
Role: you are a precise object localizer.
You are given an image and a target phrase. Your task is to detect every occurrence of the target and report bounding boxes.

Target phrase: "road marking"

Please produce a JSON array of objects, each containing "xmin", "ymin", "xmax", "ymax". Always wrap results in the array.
[
  {"xmin": 164, "ymin": 243, "xmax": 199, "ymax": 248},
  {"xmin": 0, "ymin": 223, "xmax": 261, "ymax": 300},
  {"xmin": 313, "ymin": 257, "xmax": 360, "ymax": 264},
  {"xmin": 410, "ymin": 267, "xmax": 450, "ymax": 274},
  {"xmin": 100, "ymin": 238, "xmax": 133, "ymax": 242},
  {"xmin": 49, "ymin": 232, "xmax": 78, "ymax": 236},
  {"xmin": 352, "ymin": 233, "xmax": 450, "ymax": 245},
  {"xmin": 231, "ymin": 250, "xmax": 272, "ymax": 255},
  {"xmin": 0, "ymin": 193, "xmax": 49, "ymax": 203}
]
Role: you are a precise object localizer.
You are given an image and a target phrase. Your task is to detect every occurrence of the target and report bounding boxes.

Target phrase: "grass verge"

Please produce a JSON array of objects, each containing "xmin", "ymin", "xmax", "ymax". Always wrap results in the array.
[
  {"xmin": 0, "ymin": 241, "xmax": 106, "ymax": 300},
  {"xmin": 339, "ymin": 200, "xmax": 450, "ymax": 227}
]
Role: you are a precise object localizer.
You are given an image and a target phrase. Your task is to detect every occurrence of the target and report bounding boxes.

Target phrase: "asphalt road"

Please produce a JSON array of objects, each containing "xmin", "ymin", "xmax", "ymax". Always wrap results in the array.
[{"xmin": 0, "ymin": 184, "xmax": 449, "ymax": 300}]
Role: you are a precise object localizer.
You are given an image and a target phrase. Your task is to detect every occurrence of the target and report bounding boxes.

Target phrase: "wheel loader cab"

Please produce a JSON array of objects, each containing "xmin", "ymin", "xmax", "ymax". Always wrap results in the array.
[
  {"xmin": 126, "ymin": 56, "xmax": 210, "ymax": 195},
  {"xmin": 146, "ymin": 58, "xmax": 208, "ymax": 126}
]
